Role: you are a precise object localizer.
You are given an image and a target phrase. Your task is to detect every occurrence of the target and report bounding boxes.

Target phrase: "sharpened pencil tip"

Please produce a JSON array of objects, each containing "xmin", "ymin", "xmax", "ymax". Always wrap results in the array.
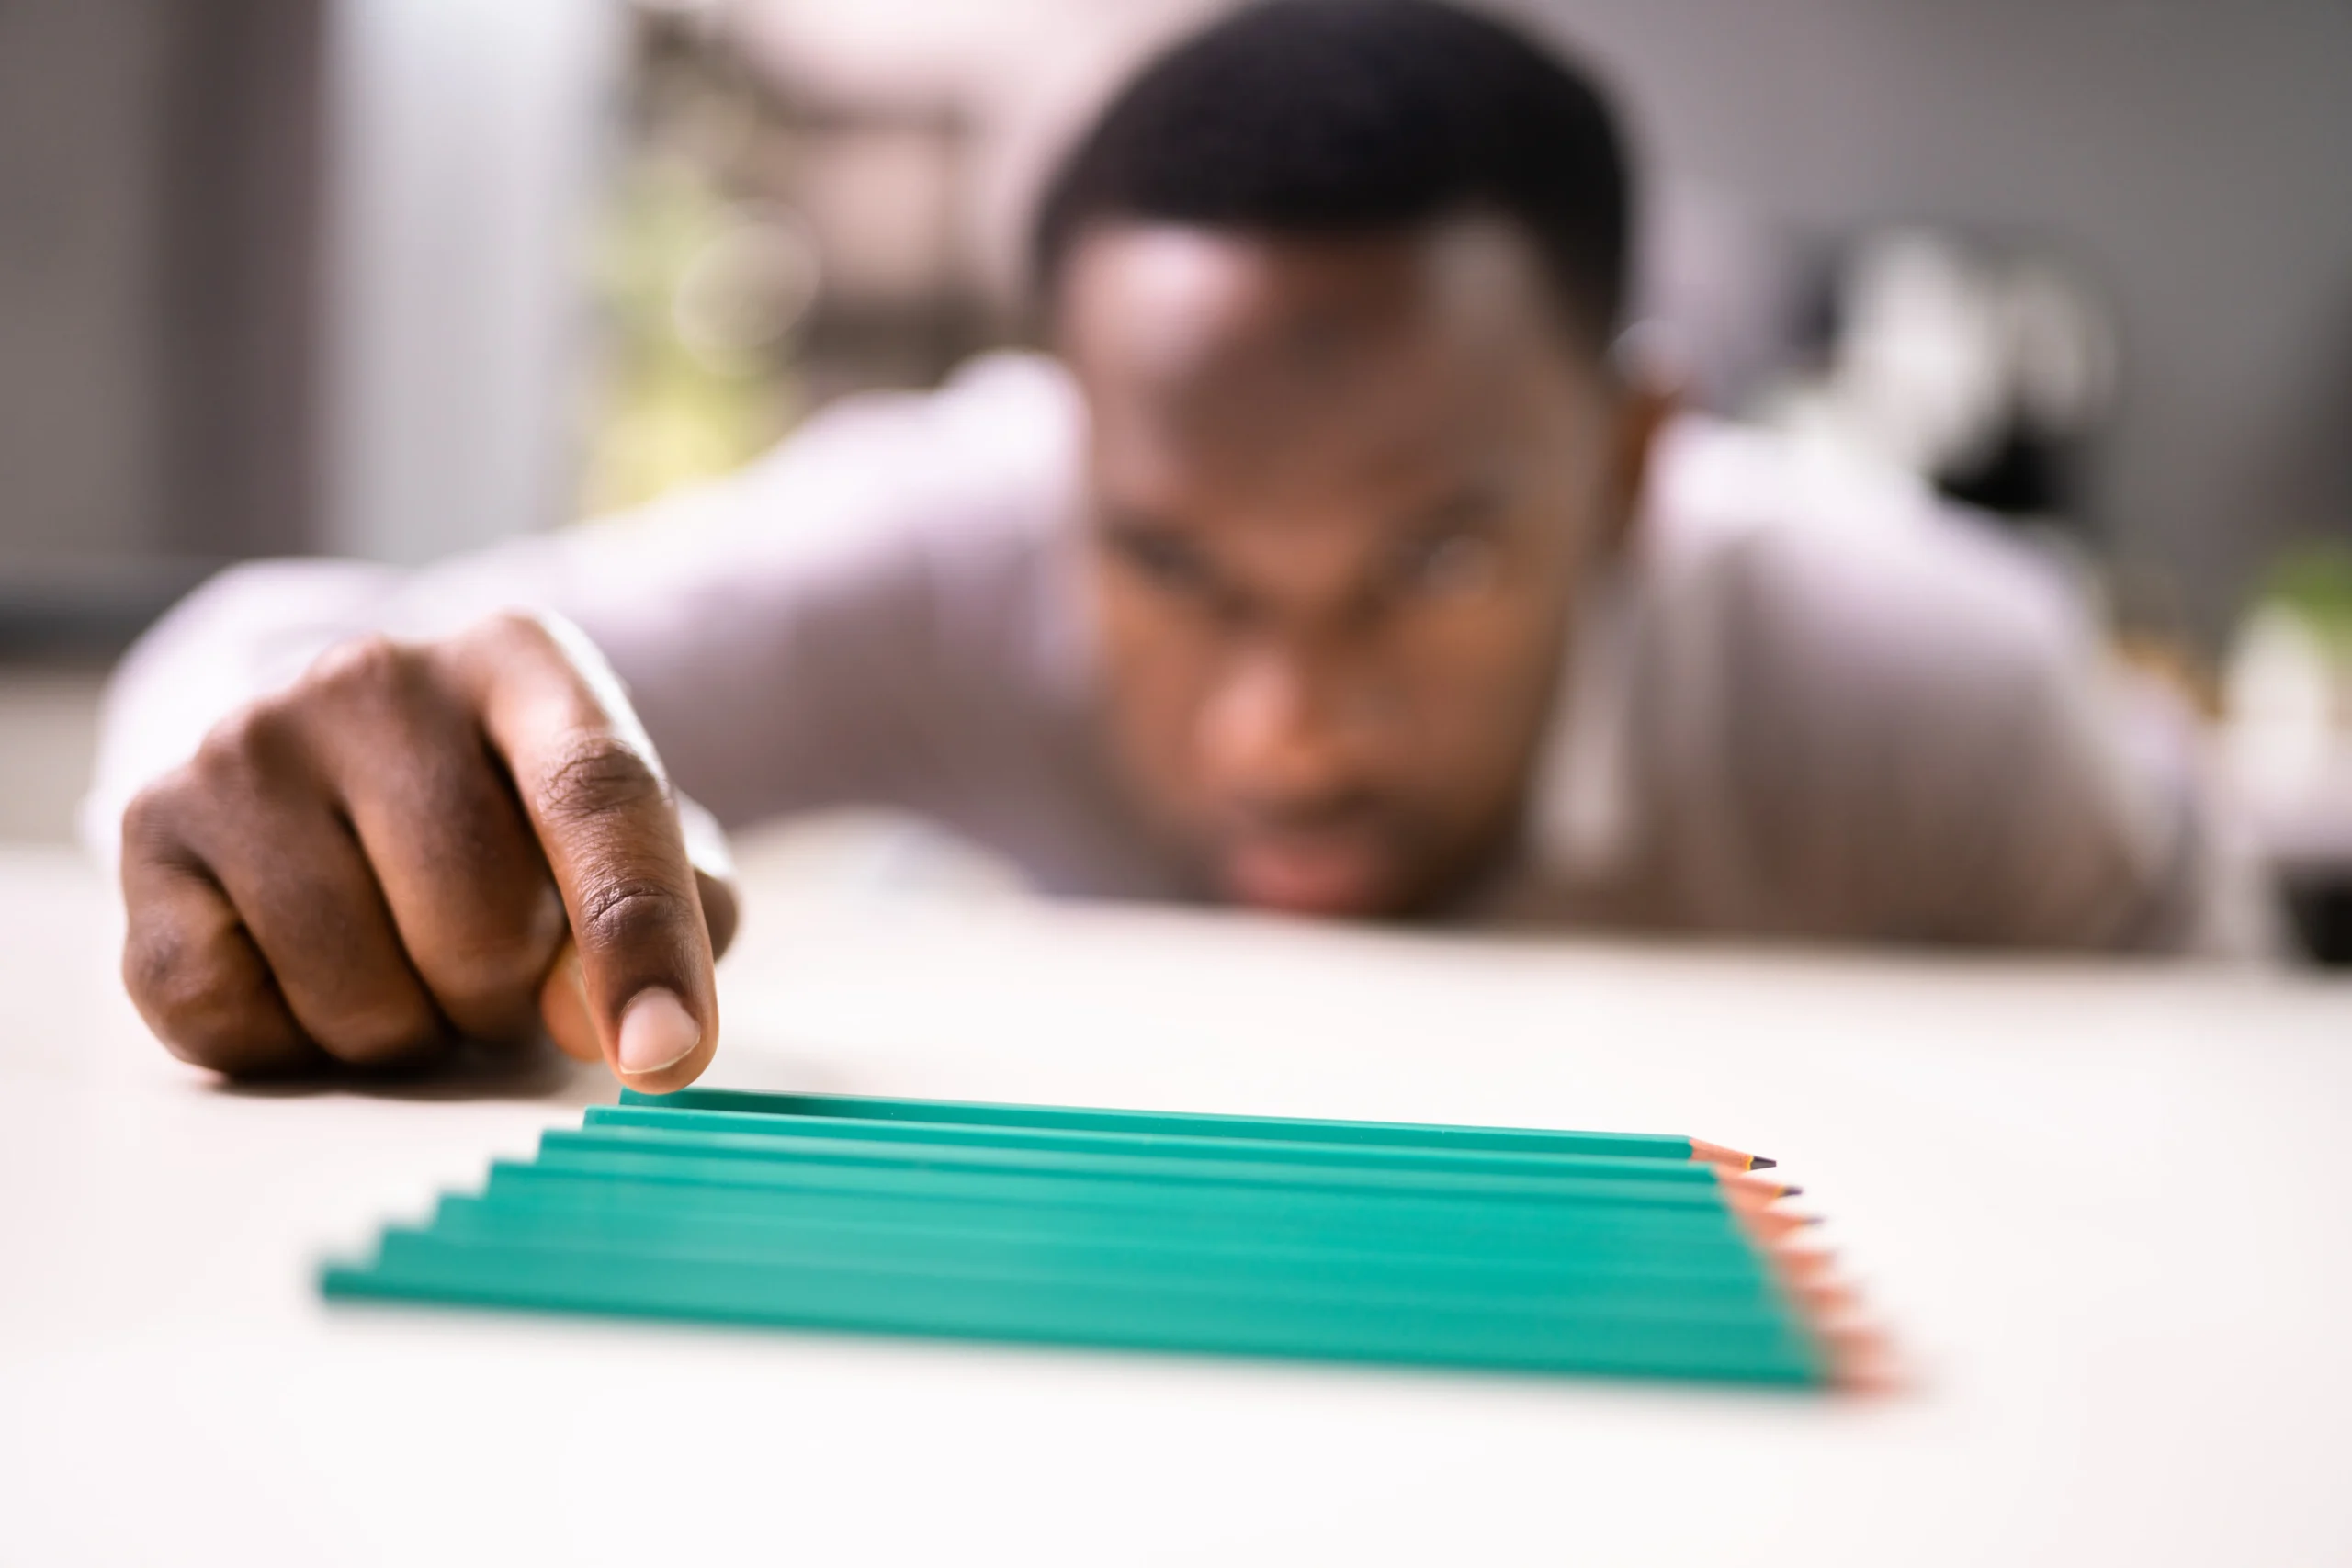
[
  {"xmin": 1749, "ymin": 1156, "xmax": 1778, "ymax": 1171},
  {"xmin": 1781, "ymin": 1184, "xmax": 1804, "ymax": 1198}
]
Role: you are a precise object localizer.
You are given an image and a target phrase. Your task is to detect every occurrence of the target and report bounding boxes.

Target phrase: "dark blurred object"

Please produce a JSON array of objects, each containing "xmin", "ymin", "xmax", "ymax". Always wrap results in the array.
[
  {"xmin": 2281, "ymin": 877, "xmax": 2352, "ymax": 966},
  {"xmin": 1758, "ymin": 229, "xmax": 2116, "ymax": 536},
  {"xmin": 1937, "ymin": 416, "xmax": 2070, "ymax": 520},
  {"xmin": 2224, "ymin": 543, "xmax": 2352, "ymax": 966}
]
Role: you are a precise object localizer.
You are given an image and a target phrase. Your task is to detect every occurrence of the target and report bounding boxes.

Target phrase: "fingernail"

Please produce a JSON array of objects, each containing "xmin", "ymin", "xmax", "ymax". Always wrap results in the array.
[{"xmin": 616, "ymin": 987, "xmax": 700, "ymax": 1076}]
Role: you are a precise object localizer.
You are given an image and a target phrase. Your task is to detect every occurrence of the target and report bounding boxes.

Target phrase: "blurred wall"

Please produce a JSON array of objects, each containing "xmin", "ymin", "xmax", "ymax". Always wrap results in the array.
[
  {"xmin": 0, "ymin": 4, "xmax": 169, "ymax": 592},
  {"xmin": 0, "ymin": 0, "xmax": 323, "ymax": 646},
  {"xmin": 1498, "ymin": 0, "xmax": 2352, "ymax": 648}
]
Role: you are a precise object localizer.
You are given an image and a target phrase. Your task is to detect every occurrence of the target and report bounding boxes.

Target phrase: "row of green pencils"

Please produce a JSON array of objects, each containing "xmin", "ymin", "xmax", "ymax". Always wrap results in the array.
[{"xmin": 322, "ymin": 1088, "xmax": 1879, "ymax": 1388}]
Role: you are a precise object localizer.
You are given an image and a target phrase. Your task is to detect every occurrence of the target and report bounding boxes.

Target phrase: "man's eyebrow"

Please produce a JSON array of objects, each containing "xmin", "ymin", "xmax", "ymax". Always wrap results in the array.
[
  {"xmin": 1390, "ymin": 478, "xmax": 1510, "ymax": 536},
  {"xmin": 1094, "ymin": 505, "xmax": 1193, "ymax": 536}
]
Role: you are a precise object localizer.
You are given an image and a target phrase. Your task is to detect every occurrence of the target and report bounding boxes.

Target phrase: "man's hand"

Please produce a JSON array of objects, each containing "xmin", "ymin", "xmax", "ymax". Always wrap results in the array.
[{"xmin": 118, "ymin": 612, "xmax": 736, "ymax": 1089}]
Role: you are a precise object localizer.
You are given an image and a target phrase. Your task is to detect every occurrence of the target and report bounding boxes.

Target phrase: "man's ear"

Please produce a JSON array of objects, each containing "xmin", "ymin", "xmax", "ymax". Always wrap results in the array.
[{"xmin": 1595, "ymin": 367, "xmax": 1676, "ymax": 562}]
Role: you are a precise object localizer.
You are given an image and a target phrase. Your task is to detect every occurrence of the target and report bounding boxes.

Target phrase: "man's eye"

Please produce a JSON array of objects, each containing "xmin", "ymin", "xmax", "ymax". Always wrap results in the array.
[
  {"xmin": 1113, "ymin": 531, "xmax": 1214, "ymax": 595},
  {"xmin": 1396, "ymin": 531, "xmax": 1501, "ymax": 597}
]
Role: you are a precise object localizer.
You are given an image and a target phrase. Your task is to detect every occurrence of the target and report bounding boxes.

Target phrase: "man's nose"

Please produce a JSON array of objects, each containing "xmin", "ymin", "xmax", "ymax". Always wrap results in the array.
[{"xmin": 1199, "ymin": 644, "xmax": 1381, "ymax": 801}]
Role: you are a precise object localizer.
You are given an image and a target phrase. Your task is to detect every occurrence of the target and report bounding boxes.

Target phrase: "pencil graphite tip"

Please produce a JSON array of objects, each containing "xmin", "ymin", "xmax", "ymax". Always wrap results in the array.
[{"xmin": 1688, "ymin": 1138, "xmax": 1773, "ymax": 1171}]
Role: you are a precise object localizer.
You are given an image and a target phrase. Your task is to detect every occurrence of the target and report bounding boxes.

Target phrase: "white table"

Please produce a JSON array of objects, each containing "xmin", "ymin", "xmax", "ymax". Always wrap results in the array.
[{"xmin": 3, "ymin": 840, "xmax": 2348, "ymax": 1565}]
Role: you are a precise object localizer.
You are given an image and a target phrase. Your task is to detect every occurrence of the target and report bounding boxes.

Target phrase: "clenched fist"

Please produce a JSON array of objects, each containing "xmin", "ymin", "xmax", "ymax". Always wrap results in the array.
[{"xmin": 118, "ymin": 612, "xmax": 736, "ymax": 1088}]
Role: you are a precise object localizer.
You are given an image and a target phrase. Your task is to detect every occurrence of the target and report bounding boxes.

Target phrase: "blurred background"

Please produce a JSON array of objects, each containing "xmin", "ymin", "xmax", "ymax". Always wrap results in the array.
[{"xmin": 4, "ymin": 0, "xmax": 2350, "ymax": 953}]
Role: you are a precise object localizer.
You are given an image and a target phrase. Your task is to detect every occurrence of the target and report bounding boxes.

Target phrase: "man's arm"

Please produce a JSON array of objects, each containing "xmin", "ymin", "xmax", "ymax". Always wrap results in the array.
[
  {"xmin": 88, "ymin": 352, "xmax": 1083, "ymax": 1077},
  {"xmin": 86, "ymin": 354, "xmax": 1081, "ymax": 863},
  {"xmin": 1714, "ymin": 507, "xmax": 2276, "ymax": 955}
]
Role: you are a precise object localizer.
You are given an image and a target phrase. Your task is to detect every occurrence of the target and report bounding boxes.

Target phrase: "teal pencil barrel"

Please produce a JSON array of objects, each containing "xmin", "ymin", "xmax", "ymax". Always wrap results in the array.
[
  {"xmin": 541, "ymin": 1126, "xmax": 1736, "ymax": 1209},
  {"xmin": 324, "ymin": 1231, "xmax": 1825, "ymax": 1384},
  {"xmin": 619, "ymin": 1087, "xmax": 1711, "ymax": 1162},
  {"xmin": 524, "ymin": 1141, "xmax": 1748, "ymax": 1241},
  {"xmin": 322, "ymin": 1094, "xmax": 1831, "ymax": 1388},
  {"xmin": 584, "ymin": 1103, "xmax": 1723, "ymax": 1183},
  {"xmin": 429, "ymin": 1192, "xmax": 1789, "ymax": 1303},
  {"xmin": 482, "ymin": 1160, "xmax": 1766, "ymax": 1260}
]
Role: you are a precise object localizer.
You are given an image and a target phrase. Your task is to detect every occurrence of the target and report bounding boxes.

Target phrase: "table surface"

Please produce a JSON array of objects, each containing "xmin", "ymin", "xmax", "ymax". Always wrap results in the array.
[{"xmin": 3, "ymin": 840, "xmax": 2348, "ymax": 1566}]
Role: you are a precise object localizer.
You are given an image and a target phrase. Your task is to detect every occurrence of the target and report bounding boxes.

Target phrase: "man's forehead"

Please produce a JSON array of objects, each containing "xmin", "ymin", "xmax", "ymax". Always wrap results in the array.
[
  {"xmin": 1062, "ymin": 218, "xmax": 1581, "ymax": 504},
  {"xmin": 1059, "ymin": 218, "xmax": 1563, "ymax": 389}
]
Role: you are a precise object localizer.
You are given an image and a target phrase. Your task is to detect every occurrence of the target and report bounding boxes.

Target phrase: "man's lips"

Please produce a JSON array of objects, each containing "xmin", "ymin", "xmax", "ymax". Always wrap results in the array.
[{"xmin": 1221, "ymin": 832, "xmax": 1395, "ymax": 917}]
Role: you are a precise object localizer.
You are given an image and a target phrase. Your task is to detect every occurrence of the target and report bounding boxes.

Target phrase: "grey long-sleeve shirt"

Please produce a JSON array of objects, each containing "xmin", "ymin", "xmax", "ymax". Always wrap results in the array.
[{"xmin": 85, "ymin": 352, "xmax": 2270, "ymax": 953}]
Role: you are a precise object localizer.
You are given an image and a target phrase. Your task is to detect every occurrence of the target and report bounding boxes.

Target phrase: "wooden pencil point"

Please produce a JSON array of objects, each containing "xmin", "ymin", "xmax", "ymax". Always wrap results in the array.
[{"xmin": 1770, "ymin": 1247, "xmax": 1838, "ymax": 1281}]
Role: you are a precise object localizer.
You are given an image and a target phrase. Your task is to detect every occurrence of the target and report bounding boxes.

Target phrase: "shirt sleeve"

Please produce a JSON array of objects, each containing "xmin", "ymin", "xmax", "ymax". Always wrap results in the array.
[
  {"xmin": 82, "ymin": 353, "xmax": 1089, "ymax": 876},
  {"xmin": 1704, "ymin": 509, "xmax": 2275, "ymax": 956}
]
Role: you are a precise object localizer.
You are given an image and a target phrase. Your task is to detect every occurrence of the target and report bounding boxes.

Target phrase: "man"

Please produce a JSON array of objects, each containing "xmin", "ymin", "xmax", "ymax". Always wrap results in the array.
[{"xmin": 87, "ymin": 0, "xmax": 2261, "ymax": 1093}]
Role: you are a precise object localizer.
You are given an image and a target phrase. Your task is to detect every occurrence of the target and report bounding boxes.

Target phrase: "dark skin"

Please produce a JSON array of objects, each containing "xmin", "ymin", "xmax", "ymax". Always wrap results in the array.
[
  {"xmin": 118, "ymin": 214, "xmax": 1665, "ymax": 1083},
  {"xmin": 119, "ymin": 614, "xmax": 737, "ymax": 1087},
  {"xmin": 1067, "ymin": 219, "xmax": 1665, "ymax": 917}
]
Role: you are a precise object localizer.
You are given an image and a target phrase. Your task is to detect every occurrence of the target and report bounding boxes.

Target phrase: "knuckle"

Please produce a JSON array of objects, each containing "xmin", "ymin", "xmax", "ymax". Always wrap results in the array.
[
  {"xmin": 425, "ymin": 926, "xmax": 558, "ymax": 1022},
  {"xmin": 577, "ymin": 876, "xmax": 692, "ymax": 952},
  {"xmin": 153, "ymin": 1007, "xmax": 260, "ymax": 1072},
  {"xmin": 121, "ymin": 916, "xmax": 199, "ymax": 1021},
  {"xmin": 314, "ymin": 1006, "xmax": 446, "ymax": 1067},
  {"xmin": 216, "ymin": 871, "xmax": 440, "ymax": 1066},
  {"xmin": 190, "ymin": 697, "xmax": 299, "ymax": 795},
  {"xmin": 120, "ymin": 775, "xmax": 194, "ymax": 861},
  {"xmin": 303, "ymin": 633, "xmax": 421, "ymax": 708},
  {"xmin": 533, "ymin": 732, "xmax": 665, "ymax": 826},
  {"xmin": 279, "ymin": 922, "xmax": 444, "ymax": 1062},
  {"xmin": 464, "ymin": 608, "xmax": 560, "ymax": 662},
  {"xmin": 121, "ymin": 923, "xmax": 271, "ymax": 1072},
  {"xmin": 156, "ymin": 1019, "xmax": 257, "ymax": 1073}
]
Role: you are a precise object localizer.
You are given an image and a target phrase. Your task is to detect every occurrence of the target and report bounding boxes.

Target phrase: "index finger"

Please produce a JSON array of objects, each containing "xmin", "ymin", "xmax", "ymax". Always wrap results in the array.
[{"xmin": 445, "ymin": 612, "xmax": 718, "ymax": 1089}]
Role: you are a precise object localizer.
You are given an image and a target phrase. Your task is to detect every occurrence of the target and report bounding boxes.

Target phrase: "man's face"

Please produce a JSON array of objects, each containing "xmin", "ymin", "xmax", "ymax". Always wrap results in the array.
[{"xmin": 1058, "ymin": 218, "xmax": 1651, "ymax": 919}]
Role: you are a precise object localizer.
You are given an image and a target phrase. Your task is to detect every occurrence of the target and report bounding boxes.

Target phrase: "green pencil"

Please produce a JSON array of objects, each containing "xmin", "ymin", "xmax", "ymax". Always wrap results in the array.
[
  {"xmin": 543, "ymin": 1126, "xmax": 1782, "ymax": 1210},
  {"xmin": 622, "ymin": 1088, "xmax": 1774, "ymax": 1169},
  {"xmin": 435, "ymin": 1191, "xmax": 1786, "ymax": 1294},
  {"xmin": 482, "ymin": 1160, "xmax": 1772, "ymax": 1258},
  {"xmin": 401, "ymin": 1203, "xmax": 1796, "ymax": 1316},
  {"xmin": 323, "ymin": 1230, "xmax": 1826, "ymax": 1384},
  {"xmin": 585, "ymin": 1103, "xmax": 1750, "ymax": 1185},
  {"xmin": 469, "ymin": 1173, "xmax": 1771, "ymax": 1262},
  {"xmin": 529, "ymin": 1137, "xmax": 1756, "ymax": 1229}
]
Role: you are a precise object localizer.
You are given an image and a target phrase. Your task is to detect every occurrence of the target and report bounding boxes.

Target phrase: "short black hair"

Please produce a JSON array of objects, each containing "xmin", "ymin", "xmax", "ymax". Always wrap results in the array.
[{"xmin": 1033, "ymin": 0, "xmax": 1634, "ymax": 345}]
